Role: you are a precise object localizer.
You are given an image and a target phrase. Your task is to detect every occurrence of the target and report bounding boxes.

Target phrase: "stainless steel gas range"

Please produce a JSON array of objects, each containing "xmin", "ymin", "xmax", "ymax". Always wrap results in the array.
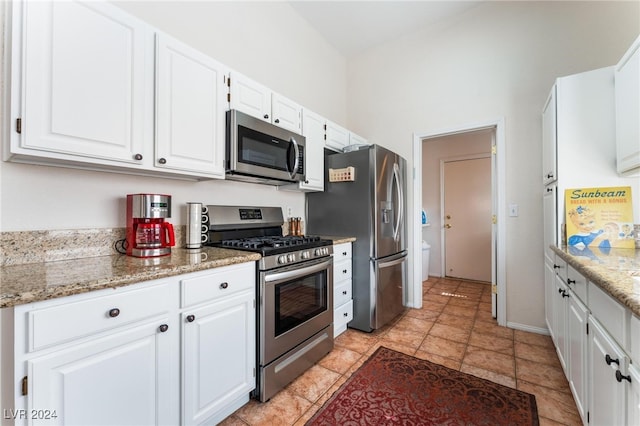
[{"xmin": 204, "ymin": 206, "xmax": 334, "ymax": 402}]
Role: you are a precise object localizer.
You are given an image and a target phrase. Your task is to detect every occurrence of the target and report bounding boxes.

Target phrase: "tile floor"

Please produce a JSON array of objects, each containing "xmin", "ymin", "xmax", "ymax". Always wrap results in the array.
[{"xmin": 220, "ymin": 277, "xmax": 582, "ymax": 426}]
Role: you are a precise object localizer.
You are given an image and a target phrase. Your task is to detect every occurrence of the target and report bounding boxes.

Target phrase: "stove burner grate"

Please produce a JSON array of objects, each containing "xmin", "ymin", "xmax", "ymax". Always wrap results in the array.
[{"xmin": 220, "ymin": 235, "xmax": 323, "ymax": 250}]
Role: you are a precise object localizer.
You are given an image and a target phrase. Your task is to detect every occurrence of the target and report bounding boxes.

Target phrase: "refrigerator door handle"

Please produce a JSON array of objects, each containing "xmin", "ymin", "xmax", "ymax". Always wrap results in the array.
[
  {"xmin": 376, "ymin": 252, "xmax": 407, "ymax": 268},
  {"xmin": 392, "ymin": 162, "xmax": 403, "ymax": 241}
]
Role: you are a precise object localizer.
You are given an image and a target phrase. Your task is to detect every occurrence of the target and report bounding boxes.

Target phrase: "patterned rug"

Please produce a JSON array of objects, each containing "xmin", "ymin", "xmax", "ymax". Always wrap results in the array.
[{"xmin": 306, "ymin": 346, "xmax": 539, "ymax": 426}]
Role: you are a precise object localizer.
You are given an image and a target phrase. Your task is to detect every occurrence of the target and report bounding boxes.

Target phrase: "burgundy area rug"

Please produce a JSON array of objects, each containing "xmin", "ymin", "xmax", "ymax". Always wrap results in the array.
[{"xmin": 306, "ymin": 346, "xmax": 539, "ymax": 426}]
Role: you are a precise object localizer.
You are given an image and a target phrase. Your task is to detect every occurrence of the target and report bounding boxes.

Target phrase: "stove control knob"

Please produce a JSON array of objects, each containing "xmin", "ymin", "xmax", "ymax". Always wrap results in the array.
[
  {"xmin": 287, "ymin": 253, "xmax": 295, "ymax": 262},
  {"xmin": 301, "ymin": 251, "xmax": 310, "ymax": 259},
  {"xmin": 278, "ymin": 255, "xmax": 287, "ymax": 264}
]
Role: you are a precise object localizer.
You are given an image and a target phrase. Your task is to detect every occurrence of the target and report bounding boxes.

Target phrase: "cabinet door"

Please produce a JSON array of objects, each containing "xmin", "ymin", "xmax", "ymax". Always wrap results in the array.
[
  {"xmin": 628, "ymin": 364, "xmax": 640, "ymax": 426},
  {"xmin": 27, "ymin": 318, "xmax": 175, "ymax": 426},
  {"xmin": 271, "ymin": 93, "xmax": 302, "ymax": 133},
  {"xmin": 349, "ymin": 132, "xmax": 368, "ymax": 147},
  {"xmin": 155, "ymin": 33, "xmax": 227, "ymax": 178},
  {"xmin": 553, "ymin": 275, "xmax": 568, "ymax": 372},
  {"xmin": 16, "ymin": 1, "xmax": 152, "ymax": 165},
  {"xmin": 299, "ymin": 109, "xmax": 325, "ymax": 191},
  {"xmin": 567, "ymin": 292, "xmax": 588, "ymax": 423},
  {"xmin": 228, "ymin": 72, "xmax": 270, "ymax": 122},
  {"xmin": 544, "ymin": 257, "xmax": 556, "ymax": 338},
  {"xmin": 542, "ymin": 86, "xmax": 557, "ymax": 184},
  {"xmin": 543, "ymin": 183, "xmax": 557, "ymax": 260},
  {"xmin": 588, "ymin": 318, "xmax": 628, "ymax": 426},
  {"xmin": 615, "ymin": 36, "xmax": 640, "ymax": 175},
  {"xmin": 325, "ymin": 120, "xmax": 349, "ymax": 152},
  {"xmin": 182, "ymin": 289, "xmax": 255, "ymax": 425}
]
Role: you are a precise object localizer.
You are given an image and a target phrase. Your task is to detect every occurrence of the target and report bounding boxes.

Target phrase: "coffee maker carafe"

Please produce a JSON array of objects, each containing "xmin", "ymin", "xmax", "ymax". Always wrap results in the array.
[{"xmin": 126, "ymin": 194, "xmax": 176, "ymax": 257}]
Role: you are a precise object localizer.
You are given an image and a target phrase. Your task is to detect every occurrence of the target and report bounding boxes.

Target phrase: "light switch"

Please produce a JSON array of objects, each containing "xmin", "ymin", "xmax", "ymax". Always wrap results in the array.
[{"xmin": 508, "ymin": 204, "xmax": 519, "ymax": 217}]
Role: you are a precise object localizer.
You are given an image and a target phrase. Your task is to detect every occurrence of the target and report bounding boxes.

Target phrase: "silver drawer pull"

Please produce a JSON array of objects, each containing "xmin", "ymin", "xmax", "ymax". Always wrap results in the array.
[
  {"xmin": 108, "ymin": 308, "xmax": 120, "ymax": 318},
  {"xmin": 220, "ymin": 282, "xmax": 229, "ymax": 289}
]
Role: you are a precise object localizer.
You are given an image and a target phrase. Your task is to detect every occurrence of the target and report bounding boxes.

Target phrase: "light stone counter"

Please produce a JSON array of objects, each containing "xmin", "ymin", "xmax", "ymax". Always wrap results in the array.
[
  {"xmin": 0, "ymin": 247, "xmax": 260, "ymax": 308},
  {"xmin": 313, "ymin": 236, "xmax": 356, "ymax": 245},
  {"xmin": 551, "ymin": 245, "xmax": 640, "ymax": 317}
]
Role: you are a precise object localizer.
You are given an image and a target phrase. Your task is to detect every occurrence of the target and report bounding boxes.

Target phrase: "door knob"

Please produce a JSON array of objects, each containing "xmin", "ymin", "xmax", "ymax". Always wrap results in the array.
[
  {"xmin": 444, "ymin": 224, "xmax": 452, "ymax": 229},
  {"xmin": 446, "ymin": 215, "xmax": 451, "ymax": 219}
]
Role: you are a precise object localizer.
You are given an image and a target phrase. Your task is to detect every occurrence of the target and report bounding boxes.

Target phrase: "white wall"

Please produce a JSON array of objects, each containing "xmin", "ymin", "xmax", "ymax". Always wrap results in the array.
[
  {"xmin": 346, "ymin": 1, "xmax": 640, "ymax": 329},
  {"xmin": 0, "ymin": 1, "xmax": 347, "ymax": 231}
]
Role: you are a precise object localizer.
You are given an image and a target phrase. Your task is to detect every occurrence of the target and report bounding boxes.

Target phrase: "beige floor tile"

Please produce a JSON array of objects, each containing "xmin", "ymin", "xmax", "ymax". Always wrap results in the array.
[
  {"xmin": 468, "ymin": 332, "xmax": 514, "ymax": 356},
  {"xmin": 317, "ymin": 346, "xmax": 363, "ymax": 374},
  {"xmin": 418, "ymin": 334, "xmax": 467, "ymax": 361},
  {"xmin": 459, "ymin": 364, "xmax": 516, "ymax": 388},
  {"xmin": 514, "ymin": 341, "xmax": 562, "ymax": 366},
  {"xmin": 429, "ymin": 322, "xmax": 472, "ymax": 343},
  {"xmin": 233, "ymin": 388, "xmax": 312, "ymax": 426},
  {"xmin": 518, "ymin": 380, "xmax": 582, "ymax": 425},
  {"xmin": 334, "ymin": 329, "xmax": 378, "ymax": 354},
  {"xmin": 441, "ymin": 303, "xmax": 478, "ymax": 318},
  {"xmin": 436, "ymin": 312, "xmax": 476, "ymax": 329},
  {"xmin": 423, "ymin": 293, "xmax": 452, "ymax": 305},
  {"xmin": 314, "ymin": 375, "xmax": 347, "ymax": 406},
  {"xmin": 218, "ymin": 415, "xmax": 249, "ymax": 426},
  {"xmin": 515, "ymin": 358, "xmax": 571, "ymax": 392},
  {"xmin": 514, "ymin": 329, "xmax": 555, "ymax": 349},
  {"xmin": 393, "ymin": 315, "xmax": 434, "ymax": 333},
  {"xmin": 405, "ymin": 307, "xmax": 441, "ymax": 321},
  {"xmin": 462, "ymin": 346, "xmax": 515, "ymax": 378},
  {"xmin": 413, "ymin": 350, "xmax": 462, "ymax": 370},
  {"xmin": 383, "ymin": 326, "xmax": 428, "ymax": 348},
  {"xmin": 286, "ymin": 364, "xmax": 341, "ymax": 403},
  {"xmin": 447, "ymin": 297, "xmax": 480, "ymax": 308},
  {"xmin": 421, "ymin": 299, "xmax": 447, "ymax": 312},
  {"xmin": 473, "ymin": 320, "xmax": 515, "ymax": 339}
]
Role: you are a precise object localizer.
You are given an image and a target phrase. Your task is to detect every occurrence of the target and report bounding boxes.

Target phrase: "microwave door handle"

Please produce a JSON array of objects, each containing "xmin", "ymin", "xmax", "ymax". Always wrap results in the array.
[{"xmin": 288, "ymin": 137, "xmax": 300, "ymax": 179}]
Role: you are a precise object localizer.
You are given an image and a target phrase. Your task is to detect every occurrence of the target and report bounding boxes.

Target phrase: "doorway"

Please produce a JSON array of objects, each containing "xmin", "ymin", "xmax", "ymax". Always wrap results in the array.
[{"xmin": 412, "ymin": 119, "xmax": 506, "ymax": 326}]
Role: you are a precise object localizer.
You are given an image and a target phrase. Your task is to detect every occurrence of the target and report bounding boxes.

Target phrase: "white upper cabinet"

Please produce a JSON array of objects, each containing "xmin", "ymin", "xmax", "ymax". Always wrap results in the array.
[
  {"xmin": 349, "ymin": 132, "xmax": 369, "ymax": 147},
  {"xmin": 228, "ymin": 72, "xmax": 302, "ymax": 133},
  {"xmin": 155, "ymin": 33, "xmax": 227, "ymax": 178},
  {"xmin": 542, "ymin": 87, "xmax": 557, "ymax": 185},
  {"xmin": 615, "ymin": 35, "xmax": 640, "ymax": 176},
  {"xmin": 325, "ymin": 120, "xmax": 350, "ymax": 152},
  {"xmin": 271, "ymin": 92, "xmax": 303, "ymax": 134},
  {"xmin": 8, "ymin": 0, "xmax": 154, "ymax": 167},
  {"xmin": 228, "ymin": 71, "xmax": 271, "ymax": 123}
]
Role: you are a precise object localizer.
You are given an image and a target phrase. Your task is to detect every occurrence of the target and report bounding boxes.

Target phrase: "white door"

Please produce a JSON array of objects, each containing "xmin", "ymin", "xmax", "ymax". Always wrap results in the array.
[
  {"xmin": 443, "ymin": 157, "xmax": 492, "ymax": 282},
  {"xmin": 155, "ymin": 33, "xmax": 227, "ymax": 177},
  {"xmin": 28, "ymin": 319, "xmax": 174, "ymax": 426},
  {"xmin": 20, "ymin": 1, "xmax": 152, "ymax": 164},
  {"xmin": 182, "ymin": 289, "xmax": 255, "ymax": 425}
]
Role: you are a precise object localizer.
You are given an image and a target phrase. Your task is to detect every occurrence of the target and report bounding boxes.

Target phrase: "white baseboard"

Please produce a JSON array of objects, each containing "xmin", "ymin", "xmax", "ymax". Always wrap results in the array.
[{"xmin": 506, "ymin": 321, "xmax": 550, "ymax": 336}]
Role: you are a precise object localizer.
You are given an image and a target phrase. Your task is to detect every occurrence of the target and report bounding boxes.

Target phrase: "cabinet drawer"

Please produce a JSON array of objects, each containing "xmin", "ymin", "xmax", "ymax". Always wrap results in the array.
[
  {"xmin": 181, "ymin": 262, "xmax": 255, "ymax": 308},
  {"xmin": 333, "ymin": 243, "xmax": 352, "ymax": 262},
  {"xmin": 25, "ymin": 280, "xmax": 171, "ymax": 352},
  {"xmin": 334, "ymin": 300, "xmax": 353, "ymax": 329},
  {"xmin": 333, "ymin": 258, "xmax": 352, "ymax": 282},
  {"xmin": 567, "ymin": 265, "xmax": 587, "ymax": 304},
  {"xmin": 555, "ymin": 255, "xmax": 568, "ymax": 283},
  {"xmin": 589, "ymin": 282, "xmax": 629, "ymax": 348},
  {"xmin": 334, "ymin": 280, "xmax": 352, "ymax": 307}
]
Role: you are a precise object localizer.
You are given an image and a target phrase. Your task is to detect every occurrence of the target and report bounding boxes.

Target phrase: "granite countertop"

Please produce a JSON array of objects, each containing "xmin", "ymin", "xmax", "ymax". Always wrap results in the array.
[
  {"xmin": 551, "ymin": 245, "xmax": 640, "ymax": 317},
  {"xmin": 0, "ymin": 247, "xmax": 261, "ymax": 309},
  {"xmin": 314, "ymin": 235, "xmax": 357, "ymax": 245}
]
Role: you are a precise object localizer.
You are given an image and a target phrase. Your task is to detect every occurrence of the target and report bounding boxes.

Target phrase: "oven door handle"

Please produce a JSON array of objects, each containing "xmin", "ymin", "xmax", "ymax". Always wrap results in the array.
[{"xmin": 264, "ymin": 258, "xmax": 332, "ymax": 284}]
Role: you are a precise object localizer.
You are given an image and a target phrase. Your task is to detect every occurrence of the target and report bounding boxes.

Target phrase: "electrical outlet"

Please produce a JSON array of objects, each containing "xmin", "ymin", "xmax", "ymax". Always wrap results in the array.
[{"xmin": 287, "ymin": 206, "xmax": 292, "ymax": 217}]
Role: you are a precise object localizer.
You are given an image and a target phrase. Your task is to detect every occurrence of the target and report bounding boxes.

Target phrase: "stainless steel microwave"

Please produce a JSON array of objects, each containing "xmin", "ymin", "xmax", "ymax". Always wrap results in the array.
[{"xmin": 225, "ymin": 110, "xmax": 305, "ymax": 185}]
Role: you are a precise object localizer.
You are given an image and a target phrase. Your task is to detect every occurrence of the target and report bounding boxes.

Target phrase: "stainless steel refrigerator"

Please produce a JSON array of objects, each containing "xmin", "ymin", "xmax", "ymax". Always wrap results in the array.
[{"xmin": 306, "ymin": 144, "xmax": 407, "ymax": 332}]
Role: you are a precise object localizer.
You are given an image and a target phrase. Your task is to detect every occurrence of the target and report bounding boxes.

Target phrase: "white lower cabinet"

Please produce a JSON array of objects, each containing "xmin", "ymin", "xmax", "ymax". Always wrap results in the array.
[
  {"xmin": 333, "ymin": 242, "xmax": 353, "ymax": 337},
  {"xmin": 588, "ymin": 317, "xmax": 628, "ymax": 426},
  {"xmin": 9, "ymin": 261, "xmax": 257, "ymax": 426},
  {"xmin": 180, "ymin": 264, "xmax": 256, "ymax": 425},
  {"xmin": 27, "ymin": 318, "xmax": 175, "ymax": 426},
  {"xmin": 13, "ymin": 279, "xmax": 178, "ymax": 426},
  {"xmin": 567, "ymin": 291, "xmax": 588, "ymax": 423},
  {"xmin": 628, "ymin": 363, "xmax": 640, "ymax": 426}
]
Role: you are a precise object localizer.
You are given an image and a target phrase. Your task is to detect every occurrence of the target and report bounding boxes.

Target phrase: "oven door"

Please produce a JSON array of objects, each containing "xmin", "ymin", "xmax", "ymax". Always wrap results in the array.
[
  {"xmin": 227, "ymin": 110, "xmax": 305, "ymax": 182},
  {"xmin": 259, "ymin": 256, "xmax": 333, "ymax": 365}
]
